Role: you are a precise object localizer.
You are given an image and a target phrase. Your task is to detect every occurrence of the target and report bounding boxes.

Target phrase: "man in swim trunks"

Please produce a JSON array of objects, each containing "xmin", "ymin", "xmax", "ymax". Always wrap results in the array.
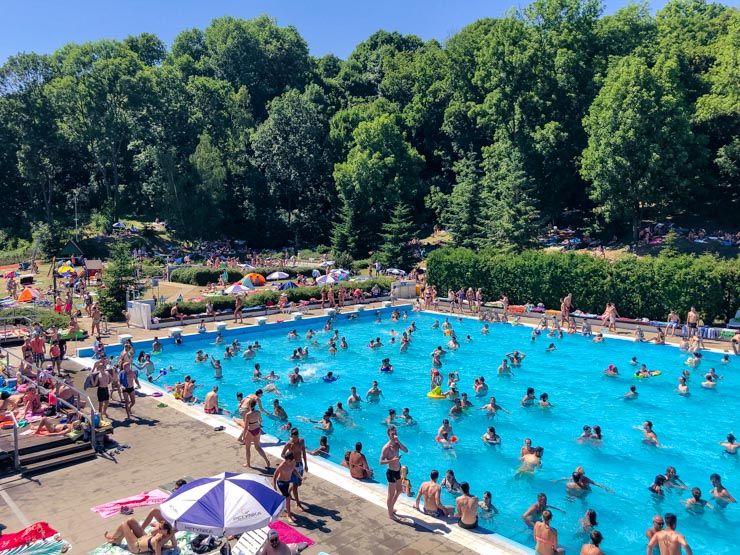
[
  {"xmin": 380, "ymin": 426, "xmax": 408, "ymax": 520},
  {"xmin": 289, "ymin": 367, "xmax": 304, "ymax": 385},
  {"xmin": 709, "ymin": 473, "xmax": 736, "ymax": 506},
  {"xmin": 347, "ymin": 386, "xmax": 362, "ymax": 406},
  {"xmin": 414, "ymin": 469, "xmax": 453, "ymax": 517},
  {"xmin": 455, "ymin": 482, "xmax": 479, "ymax": 529},
  {"xmin": 686, "ymin": 307, "xmax": 699, "ymax": 339},
  {"xmin": 646, "ymin": 512, "xmax": 693, "ymax": 555},
  {"xmin": 522, "ymin": 493, "xmax": 561, "ymax": 528},
  {"xmin": 273, "ymin": 451, "xmax": 302, "ymax": 521},
  {"xmin": 646, "ymin": 514, "xmax": 665, "ymax": 546},
  {"xmin": 348, "ymin": 441, "xmax": 373, "ymax": 479},
  {"xmin": 281, "ymin": 428, "xmax": 308, "ymax": 508},
  {"xmin": 204, "ymin": 386, "xmax": 221, "ymax": 414},
  {"xmin": 366, "ymin": 381, "xmax": 384, "ymax": 402},
  {"xmin": 667, "ymin": 310, "xmax": 681, "ymax": 336}
]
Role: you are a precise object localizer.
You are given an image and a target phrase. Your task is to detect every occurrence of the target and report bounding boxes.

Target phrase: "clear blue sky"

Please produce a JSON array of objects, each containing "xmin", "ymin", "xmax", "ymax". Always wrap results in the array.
[{"xmin": 1, "ymin": 0, "xmax": 714, "ymax": 64}]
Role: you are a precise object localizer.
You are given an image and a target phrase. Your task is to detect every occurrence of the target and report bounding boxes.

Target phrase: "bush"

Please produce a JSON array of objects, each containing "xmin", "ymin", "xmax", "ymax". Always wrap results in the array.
[
  {"xmin": 168, "ymin": 266, "xmax": 319, "ymax": 286},
  {"xmin": 5, "ymin": 307, "xmax": 70, "ymax": 329},
  {"xmin": 151, "ymin": 278, "xmax": 394, "ymax": 318},
  {"xmin": 426, "ymin": 248, "xmax": 740, "ymax": 323}
]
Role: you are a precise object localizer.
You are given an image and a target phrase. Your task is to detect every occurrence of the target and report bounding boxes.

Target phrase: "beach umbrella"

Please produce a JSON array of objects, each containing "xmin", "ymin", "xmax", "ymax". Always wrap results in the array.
[
  {"xmin": 386, "ymin": 268, "xmax": 406, "ymax": 276},
  {"xmin": 330, "ymin": 269, "xmax": 350, "ymax": 280},
  {"xmin": 160, "ymin": 472, "xmax": 285, "ymax": 536},
  {"xmin": 246, "ymin": 273, "xmax": 266, "ymax": 286},
  {"xmin": 278, "ymin": 281, "xmax": 298, "ymax": 290},
  {"xmin": 266, "ymin": 271, "xmax": 289, "ymax": 280},
  {"xmin": 319, "ymin": 260, "xmax": 334, "ymax": 267},
  {"xmin": 238, "ymin": 264, "xmax": 256, "ymax": 270},
  {"xmin": 237, "ymin": 276, "xmax": 255, "ymax": 289},
  {"xmin": 225, "ymin": 283, "xmax": 249, "ymax": 294},
  {"xmin": 112, "ymin": 222, "xmax": 126, "ymax": 229},
  {"xmin": 316, "ymin": 275, "xmax": 337, "ymax": 284}
]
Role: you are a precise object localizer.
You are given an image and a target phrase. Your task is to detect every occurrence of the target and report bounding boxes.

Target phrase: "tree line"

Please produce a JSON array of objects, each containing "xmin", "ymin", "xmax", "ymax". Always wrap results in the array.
[{"xmin": 0, "ymin": 0, "xmax": 737, "ymax": 262}]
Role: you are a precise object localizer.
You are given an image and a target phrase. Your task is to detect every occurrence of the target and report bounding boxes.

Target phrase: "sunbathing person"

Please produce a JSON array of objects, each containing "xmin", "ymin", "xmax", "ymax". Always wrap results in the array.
[
  {"xmin": 32, "ymin": 417, "xmax": 77, "ymax": 436},
  {"xmin": 105, "ymin": 516, "xmax": 175, "ymax": 555}
]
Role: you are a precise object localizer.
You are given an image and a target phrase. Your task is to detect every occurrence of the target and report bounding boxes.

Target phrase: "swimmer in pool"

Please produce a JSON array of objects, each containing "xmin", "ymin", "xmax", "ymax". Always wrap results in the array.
[
  {"xmin": 677, "ymin": 376, "xmax": 690, "ymax": 395},
  {"xmin": 482, "ymin": 426, "xmax": 501, "ymax": 445},
  {"xmin": 546, "ymin": 343, "xmax": 556, "ymax": 352},
  {"xmin": 366, "ymin": 381, "xmax": 384, "ymax": 402},
  {"xmin": 721, "ymin": 354, "xmax": 730, "ymax": 364},
  {"xmin": 682, "ymin": 487, "xmax": 713, "ymax": 512},
  {"xmin": 506, "ymin": 350, "xmax": 526, "ymax": 366},
  {"xmin": 347, "ymin": 386, "xmax": 362, "ymax": 406},
  {"xmin": 630, "ymin": 356, "xmax": 638, "ymax": 365},
  {"xmin": 642, "ymin": 420, "xmax": 659, "ymax": 446},
  {"xmin": 288, "ymin": 367, "xmax": 304, "ymax": 385},
  {"xmin": 604, "ymin": 364, "xmax": 619, "ymax": 376},
  {"xmin": 720, "ymin": 433, "xmax": 738, "ymax": 454},
  {"xmin": 517, "ymin": 446, "xmax": 544, "ymax": 475},
  {"xmin": 664, "ymin": 466, "xmax": 688, "ymax": 490},
  {"xmin": 480, "ymin": 396, "xmax": 510, "ymax": 417},
  {"xmin": 538, "ymin": 393, "xmax": 555, "ymax": 408},
  {"xmin": 701, "ymin": 375, "xmax": 717, "ymax": 388},
  {"xmin": 478, "ymin": 491, "xmax": 498, "ymax": 516},
  {"xmin": 710, "ymin": 473, "xmax": 736, "ymax": 505},
  {"xmin": 498, "ymin": 359, "xmax": 513, "ymax": 376},
  {"xmin": 558, "ymin": 466, "xmax": 614, "ymax": 494},
  {"xmin": 624, "ymin": 385, "xmax": 638, "ymax": 399},
  {"xmin": 520, "ymin": 387, "xmax": 536, "ymax": 407}
]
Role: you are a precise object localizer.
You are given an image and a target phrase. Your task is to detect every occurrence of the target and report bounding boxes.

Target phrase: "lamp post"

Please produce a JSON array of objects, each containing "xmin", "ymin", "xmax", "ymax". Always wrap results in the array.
[{"xmin": 74, "ymin": 189, "xmax": 79, "ymax": 240}]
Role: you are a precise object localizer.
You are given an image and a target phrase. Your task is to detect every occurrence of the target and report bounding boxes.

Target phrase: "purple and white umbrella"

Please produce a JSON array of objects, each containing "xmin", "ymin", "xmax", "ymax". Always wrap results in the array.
[
  {"xmin": 316, "ymin": 274, "xmax": 337, "ymax": 284},
  {"xmin": 160, "ymin": 472, "xmax": 285, "ymax": 535},
  {"xmin": 266, "ymin": 271, "xmax": 289, "ymax": 280}
]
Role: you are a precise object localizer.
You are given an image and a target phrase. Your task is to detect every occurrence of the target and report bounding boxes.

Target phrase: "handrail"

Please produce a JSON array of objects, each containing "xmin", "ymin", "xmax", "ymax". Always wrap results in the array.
[
  {"xmin": 1, "ymin": 410, "xmax": 21, "ymax": 470},
  {"xmin": 3, "ymin": 349, "xmax": 98, "ymax": 450}
]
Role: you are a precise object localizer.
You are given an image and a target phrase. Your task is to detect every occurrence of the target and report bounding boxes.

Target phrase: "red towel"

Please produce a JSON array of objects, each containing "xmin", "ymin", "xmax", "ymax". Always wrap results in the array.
[{"xmin": 0, "ymin": 522, "xmax": 57, "ymax": 550}]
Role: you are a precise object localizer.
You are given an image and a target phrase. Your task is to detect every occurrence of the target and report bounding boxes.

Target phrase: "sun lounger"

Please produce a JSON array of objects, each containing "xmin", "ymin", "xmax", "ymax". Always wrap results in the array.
[{"xmin": 232, "ymin": 527, "xmax": 269, "ymax": 555}]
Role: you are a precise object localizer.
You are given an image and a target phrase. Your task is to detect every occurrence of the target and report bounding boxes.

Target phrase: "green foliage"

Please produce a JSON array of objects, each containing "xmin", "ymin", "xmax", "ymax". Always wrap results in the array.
[
  {"xmin": 377, "ymin": 203, "xmax": 418, "ymax": 270},
  {"xmin": 5, "ymin": 307, "xmax": 70, "ymax": 329},
  {"xmin": 427, "ymin": 247, "xmax": 739, "ymax": 322},
  {"xmin": 97, "ymin": 241, "xmax": 138, "ymax": 321}
]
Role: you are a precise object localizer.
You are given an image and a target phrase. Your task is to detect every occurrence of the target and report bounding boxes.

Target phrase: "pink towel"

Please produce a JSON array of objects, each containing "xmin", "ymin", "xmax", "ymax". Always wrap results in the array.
[
  {"xmin": 268, "ymin": 521, "xmax": 315, "ymax": 547},
  {"xmin": 91, "ymin": 489, "xmax": 170, "ymax": 518}
]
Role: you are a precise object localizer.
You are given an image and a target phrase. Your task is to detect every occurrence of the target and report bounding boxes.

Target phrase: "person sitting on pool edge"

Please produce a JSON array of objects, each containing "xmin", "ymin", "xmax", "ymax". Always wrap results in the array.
[{"xmin": 455, "ymin": 482, "xmax": 479, "ymax": 529}]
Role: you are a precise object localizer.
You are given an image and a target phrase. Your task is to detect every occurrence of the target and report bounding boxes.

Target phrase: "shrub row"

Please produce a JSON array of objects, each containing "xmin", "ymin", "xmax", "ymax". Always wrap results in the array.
[
  {"xmin": 168, "ymin": 266, "xmax": 330, "ymax": 286},
  {"xmin": 6, "ymin": 307, "xmax": 71, "ymax": 329},
  {"xmin": 152, "ymin": 278, "xmax": 394, "ymax": 318},
  {"xmin": 425, "ymin": 248, "xmax": 740, "ymax": 323}
]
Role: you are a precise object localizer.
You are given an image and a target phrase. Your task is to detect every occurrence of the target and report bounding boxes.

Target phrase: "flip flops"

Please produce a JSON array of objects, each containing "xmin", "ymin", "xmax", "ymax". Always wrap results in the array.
[
  {"xmin": 214, "ymin": 426, "xmax": 225, "ymax": 431},
  {"xmin": 120, "ymin": 506, "xmax": 133, "ymax": 515},
  {"xmin": 157, "ymin": 403, "xmax": 168, "ymax": 408}
]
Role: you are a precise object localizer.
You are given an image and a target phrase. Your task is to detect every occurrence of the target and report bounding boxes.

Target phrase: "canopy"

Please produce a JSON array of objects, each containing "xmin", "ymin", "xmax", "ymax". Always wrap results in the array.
[
  {"xmin": 278, "ymin": 281, "xmax": 298, "ymax": 290},
  {"xmin": 238, "ymin": 264, "xmax": 256, "ymax": 270},
  {"xmin": 330, "ymin": 269, "xmax": 350, "ymax": 281},
  {"xmin": 160, "ymin": 472, "xmax": 285, "ymax": 536},
  {"xmin": 266, "ymin": 271, "xmax": 289, "ymax": 281},
  {"xmin": 316, "ymin": 275, "xmax": 337, "ymax": 284},
  {"xmin": 246, "ymin": 273, "xmax": 266, "ymax": 286},
  {"xmin": 112, "ymin": 222, "xmax": 127, "ymax": 229},
  {"xmin": 386, "ymin": 268, "xmax": 407, "ymax": 275},
  {"xmin": 319, "ymin": 260, "xmax": 334, "ymax": 267},
  {"xmin": 17, "ymin": 288, "xmax": 42, "ymax": 302},
  {"xmin": 225, "ymin": 283, "xmax": 250, "ymax": 294}
]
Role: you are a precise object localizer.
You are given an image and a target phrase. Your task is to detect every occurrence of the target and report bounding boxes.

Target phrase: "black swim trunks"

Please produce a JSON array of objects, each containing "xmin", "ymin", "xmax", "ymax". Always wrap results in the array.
[
  {"xmin": 458, "ymin": 518, "xmax": 478, "ymax": 529},
  {"xmin": 123, "ymin": 386, "xmax": 135, "ymax": 394},
  {"xmin": 97, "ymin": 386, "xmax": 110, "ymax": 402},
  {"xmin": 277, "ymin": 480, "xmax": 291, "ymax": 497},
  {"xmin": 386, "ymin": 468, "xmax": 401, "ymax": 483},
  {"xmin": 688, "ymin": 322, "xmax": 697, "ymax": 329}
]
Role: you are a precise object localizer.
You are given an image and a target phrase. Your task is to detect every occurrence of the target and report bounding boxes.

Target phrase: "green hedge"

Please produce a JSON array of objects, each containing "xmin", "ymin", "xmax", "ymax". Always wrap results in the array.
[
  {"xmin": 168, "ymin": 266, "xmax": 324, "ymax": 286},
  {"xmin": 152, "ymin": 278, "xmax": 394, "ymax": 318},
  {"xmin": 426, "ymin": 248, "xmax": 740, "ymax": 323},
  {"xmin": 3, "ymin": 307, "xmax": 71, "ymax": 329}
]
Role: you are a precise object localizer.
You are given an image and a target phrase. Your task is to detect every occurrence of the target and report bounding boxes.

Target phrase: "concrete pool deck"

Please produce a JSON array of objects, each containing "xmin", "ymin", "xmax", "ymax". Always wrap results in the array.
[{"xmin": 2, "ymin": 301, "xmax": 732, "ymax": 554}]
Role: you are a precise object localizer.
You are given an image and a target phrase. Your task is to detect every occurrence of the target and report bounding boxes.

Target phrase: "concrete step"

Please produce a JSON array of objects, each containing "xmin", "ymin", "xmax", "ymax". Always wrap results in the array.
[
  {"xmin": 21, "ymin": 447, "xmax": 96, "ymax": 475},
  {"xmin": 20, "ymin": 442, "xmax": 93, "ymax": 466}
]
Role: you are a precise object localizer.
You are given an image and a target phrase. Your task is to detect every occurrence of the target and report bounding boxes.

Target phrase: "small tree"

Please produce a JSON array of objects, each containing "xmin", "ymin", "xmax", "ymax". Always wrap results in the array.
[
  {"xmin": 377, "ymin": 202, "xmax": 417, "ymax": 271},
  {"xmin": 98, "ymin": 241, "xmax": 138, "ymax": 321}
]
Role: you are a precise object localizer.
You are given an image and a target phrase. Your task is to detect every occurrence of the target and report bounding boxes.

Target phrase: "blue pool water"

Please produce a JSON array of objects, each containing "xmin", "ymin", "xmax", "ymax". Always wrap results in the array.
[{"xmin": 133, "ymin": 311, "xmax": 736, "ymax": 554}]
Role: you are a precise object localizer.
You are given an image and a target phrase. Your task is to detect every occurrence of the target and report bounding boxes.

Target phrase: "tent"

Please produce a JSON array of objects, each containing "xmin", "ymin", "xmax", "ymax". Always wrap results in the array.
[
  {"xmin": 17, "ymin": 288, "xmax": 42, "ymax": 303},
  {"xmin": 84, "ymin": 260, "xmax": 104, "ymax": 280},
  {"xmin": 278, "ymin": 281, "xmax": 298, "ymax": 290},
  {"xmin": 246, "ymin": 273, "xmax": 266, "ymax": 286},
  {"xmin": 237, "ymin": 276, "xmax": 256, "ymax": 289},
  {"xmin": 59, "ymin": 240, "xmax": 84, "ymax": 259}
]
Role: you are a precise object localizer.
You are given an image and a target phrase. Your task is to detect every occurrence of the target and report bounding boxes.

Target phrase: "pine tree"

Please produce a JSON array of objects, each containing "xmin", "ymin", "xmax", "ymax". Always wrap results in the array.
[
  {"xmin": 377, "ymin": 202, "xmax": 417, "ymax": 271},
  {"xmin": 443, "ymin": 154, "xmax": 484, "ymax": 248},
  {"xmin": 98, "ymin": 241, "xmax": 138, "ymax": 321}
]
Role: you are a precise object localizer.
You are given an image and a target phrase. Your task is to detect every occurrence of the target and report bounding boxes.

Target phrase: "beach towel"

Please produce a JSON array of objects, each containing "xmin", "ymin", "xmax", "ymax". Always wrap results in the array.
[
  {"xmin": 0, "ymin": 523, "xmax": 57, "ymax": 551},
  {"xmin": 267, "ymin": 521, "xmax": 314, "ymax": 548},
  {"xmin": 91, "ymin": 489, "xmax": 170, "ymax": 519},
  {"xmin": 0, "ymin": 539, "xmax": 68, "ymax": 555},
  {"xmin": 90, "ymin": 530, "xmax": 197, "ymax": 555}
]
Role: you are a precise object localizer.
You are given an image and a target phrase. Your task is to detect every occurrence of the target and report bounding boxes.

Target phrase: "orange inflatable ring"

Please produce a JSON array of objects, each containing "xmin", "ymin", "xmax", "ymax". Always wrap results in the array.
[{"xmin": 437, "ymin": 435, "xmax": 458, "ymax": 443}]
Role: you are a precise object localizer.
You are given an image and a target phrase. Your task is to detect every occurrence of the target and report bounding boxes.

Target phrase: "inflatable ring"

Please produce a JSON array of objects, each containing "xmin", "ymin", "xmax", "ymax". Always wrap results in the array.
[
  {"xmin": 380, "ymin": 368, "xmax": 392, "ymax": 373},
  {"xmin": 151, "ymin": 351, "xmax": 162, "ymax": 356},
  {"xmin": 437, "ymin": 435, "xmax": 458, "ymax": 443},
  {"xmin": 427, "ymin": 392, "xmax": 447, "ymax": 399},
  {"xmin": 151, "ymin": 392, "xmax": 163, "ymax": 397},
  {"xmin": 0, "ymin": 420, "xmax": 14, "ymax": 430},
  {"xmin": 444, "ymin": 329, "xmax": 452, "ymax": 336},
  {"xmin": 323, "ymin": 376, "xmax": 339, "ymax": 383},
  {"xmin": 634, "ymin": 371, "xmax": 661, "ymax": 379},
  {"xmin": 166, "ymin": 386, "xmax": 175, "ymax": 391}
]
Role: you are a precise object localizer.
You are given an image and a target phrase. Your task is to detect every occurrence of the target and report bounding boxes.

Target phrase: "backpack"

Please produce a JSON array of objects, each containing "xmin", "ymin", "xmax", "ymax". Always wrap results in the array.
[{"xmin": 119, "ymin": 370, "xmax": 128, "ymax": 388}]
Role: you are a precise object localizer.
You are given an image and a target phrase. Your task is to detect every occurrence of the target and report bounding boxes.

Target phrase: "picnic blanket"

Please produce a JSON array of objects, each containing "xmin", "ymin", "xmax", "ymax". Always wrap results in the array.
[
  {"xmin": 91, "ymin": 490, "xmax": 170, "ymax": 519},
  {"xmin": 267, "ymin": 521, "xmax": 314, "ymax": 547}
]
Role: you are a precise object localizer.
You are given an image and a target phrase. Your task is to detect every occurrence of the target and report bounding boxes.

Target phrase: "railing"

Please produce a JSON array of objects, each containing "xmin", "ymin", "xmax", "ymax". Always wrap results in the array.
[
  {"xmin": 0, "ymin": 410, "xmax": 22, "ymax": 470},
  {"xmin": 2, "ymin": 349, "xmax": 98, "ymax": 454}
]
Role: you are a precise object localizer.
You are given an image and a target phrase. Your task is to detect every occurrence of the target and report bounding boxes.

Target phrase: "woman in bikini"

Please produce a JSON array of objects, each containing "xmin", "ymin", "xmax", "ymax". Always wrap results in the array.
[
  {"xmin": 241, "ymin": 398, "xmax": 270, "ymax": 469},
  {"xmin": 105, "ymin": 517, "xmax": 174, "ymax": 555},
  {"xmin": 533, "ymin": 509, "xmax": 565, "ymax": 554}
]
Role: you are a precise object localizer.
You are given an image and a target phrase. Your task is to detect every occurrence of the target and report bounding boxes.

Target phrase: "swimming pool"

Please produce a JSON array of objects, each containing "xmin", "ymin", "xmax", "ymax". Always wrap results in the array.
[{"xmin": 108, "ymin": 310, "xmax": 737, "ymax": 554}]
